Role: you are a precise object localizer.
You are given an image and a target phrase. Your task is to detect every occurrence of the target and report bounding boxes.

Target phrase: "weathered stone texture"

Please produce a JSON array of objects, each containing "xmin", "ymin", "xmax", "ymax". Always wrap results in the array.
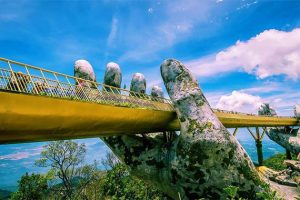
[
  {"xmin": 74, "ymin": 59, "xmax": 96, "ymax": 88},
  {"xmin": 104, "ymin": 62, "xmax": 122, "ymax": 88},
  {"xmin": 101, "ymin": 59, "xmax": 262, "ymax": 200},
  {"xmin": 270, "ymin": 160, "xmax": 300, "ymax": 187},
  {"xmin": 267, "ymin": 128, "xmax": 300, "ymax": 155},
  {"xmin": 130, "ymin": 73, "xmax": 146, "ymax": 93},
  {"xmin": 284, "ymin": 160, "xmax": 300, "ymax": 172},
  {"xmin": 258, "ymin": 103, "xmax": 277, "ymax": 116},
  {"xmin": 151, "ymin": 85, "xmax": 164, "ymax": 98},
  {"xmin": 258, "ymin": 104, "xmax": 300, "ymax": 155}
]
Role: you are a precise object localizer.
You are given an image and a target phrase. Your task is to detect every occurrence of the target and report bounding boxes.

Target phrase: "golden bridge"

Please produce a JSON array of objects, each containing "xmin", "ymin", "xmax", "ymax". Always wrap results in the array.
[{"xmin": 0, "ymin": 57, "xmax": 299, "ymax": 145}]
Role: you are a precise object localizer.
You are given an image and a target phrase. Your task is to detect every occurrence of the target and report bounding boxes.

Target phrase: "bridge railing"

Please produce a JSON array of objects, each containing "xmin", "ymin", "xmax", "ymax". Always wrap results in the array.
[
  {"xmin": 213, "ymin": 108, "xmax": 294, "ymax": 119},
  {"xmin": 0, "ymin": 57, "xmax": 296, "ymax": 118},
  {"xmin": 0, "ymin": 58, "xmax": 174, "ymax": 111}
]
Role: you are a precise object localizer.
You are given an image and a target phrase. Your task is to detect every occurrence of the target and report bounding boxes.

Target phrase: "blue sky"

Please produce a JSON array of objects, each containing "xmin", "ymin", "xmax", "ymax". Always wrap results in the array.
[{"xmin": 1, "ymin": 0, "xmax": 300, "ymax": 189}]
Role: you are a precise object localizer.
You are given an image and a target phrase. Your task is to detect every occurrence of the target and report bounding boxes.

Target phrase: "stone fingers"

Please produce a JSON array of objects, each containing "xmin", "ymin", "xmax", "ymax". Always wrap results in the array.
[
  {"xmin": 151, "ymin": 85, "xmax": 163, "ymax": 98},
  {"xmin": 100, "ymin": 62, "xmax": 147, "ymax": 164},
  {"xmin": 74, "ymin": 60, "xmax": 97, "ymax": 88},
  {"xmin": 130, "ymin": 73, "xmax": 146, "ymax": 94},
  {"xmin": 104, "ymin": 62, "xmax": 122, "ymax": 88}
]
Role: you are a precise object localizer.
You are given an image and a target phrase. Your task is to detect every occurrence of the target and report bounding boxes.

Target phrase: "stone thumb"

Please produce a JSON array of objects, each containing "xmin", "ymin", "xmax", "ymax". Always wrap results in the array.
[{"xmin": 160, "ymin": 59, "xmax": 224, "ymax": 133}]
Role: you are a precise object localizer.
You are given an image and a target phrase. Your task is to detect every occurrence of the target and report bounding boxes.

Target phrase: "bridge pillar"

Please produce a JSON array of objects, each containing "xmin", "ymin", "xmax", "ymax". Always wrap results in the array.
[
  {"xmin": 255, "ymin": 127, "xmax": 264, "ymax": 166},
  {"xmin": 256, "ymin": 140, "xmax": 263, "ymax": 166},
  {"xmin": 247, "ymin": 127, "xmax": 265, "ymax": 166},
  {"xmin": 286, "ymin": 149, "xmax": 292, "ymax": 160}
]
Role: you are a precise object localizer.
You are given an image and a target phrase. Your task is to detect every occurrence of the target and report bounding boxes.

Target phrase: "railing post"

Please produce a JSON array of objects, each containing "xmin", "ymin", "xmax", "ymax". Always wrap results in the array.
[
  {"xmin": 24, "ymin": 65, "xmax": 38, "ymax": 94},
  {"xmin": 53, "ymin": 73, "xmax": 67, "ymax": 97},
  {"xmin": 39, "ymin": 69, "xmax": 54, "ymax": 96},
  {"xmin": 7, "ymin": 61, "xmax": 21, "ymax": 92},
  {"xmin": 64, "ymin": 76, "xmax": 74, "ymax": 96}
]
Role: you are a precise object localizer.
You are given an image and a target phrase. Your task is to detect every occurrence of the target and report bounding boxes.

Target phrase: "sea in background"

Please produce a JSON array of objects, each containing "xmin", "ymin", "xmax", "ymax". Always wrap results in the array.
[{"xmin": 0, "ymin": 128, "xmax": 285, "ymax": 192}]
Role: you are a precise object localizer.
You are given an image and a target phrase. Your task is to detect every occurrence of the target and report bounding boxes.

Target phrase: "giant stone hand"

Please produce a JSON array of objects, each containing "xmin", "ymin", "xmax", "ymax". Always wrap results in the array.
[
  {"xmin": 258, "ymin": 104, "xmax": 300, "ymax": 155},
  {"xmin": 99, "ymin": 59, "xmax": 263, "ymax": 199}
]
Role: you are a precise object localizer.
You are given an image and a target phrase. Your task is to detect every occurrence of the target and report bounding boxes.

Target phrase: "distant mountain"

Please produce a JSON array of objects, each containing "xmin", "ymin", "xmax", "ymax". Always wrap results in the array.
[{"xmin": 0, "ymin": 189, "xmax": 12, "ymax": 200}]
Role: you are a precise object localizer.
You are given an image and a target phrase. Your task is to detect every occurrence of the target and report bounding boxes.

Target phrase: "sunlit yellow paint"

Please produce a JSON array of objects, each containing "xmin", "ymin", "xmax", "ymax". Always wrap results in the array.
[
  {"xmin": 216, "ymin": 111, "xmax": 299, "ymax": 128},
  {"xmin": 0, "ymin": 91, "xmax": 178, "ymax": 144},
  {"xmin": 0, "ymin": 91, "xmax": 299, "ymax": 144}
]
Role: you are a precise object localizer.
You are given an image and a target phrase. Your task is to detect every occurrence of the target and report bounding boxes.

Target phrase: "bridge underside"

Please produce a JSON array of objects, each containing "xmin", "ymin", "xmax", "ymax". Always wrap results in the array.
[{"xmin": 1, "ymin": 91, "xmax": 299, "ymax": 144}]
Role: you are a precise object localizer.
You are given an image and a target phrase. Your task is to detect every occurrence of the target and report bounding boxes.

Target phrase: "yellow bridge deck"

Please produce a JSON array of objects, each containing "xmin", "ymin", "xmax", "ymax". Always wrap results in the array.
[
  {"xmin": 0, "ymin": 57, "xmax": 299, "ymax": 144},
  {"xmin": 1, "ymin": 91, "xmax": 298, "ymax": 144}
]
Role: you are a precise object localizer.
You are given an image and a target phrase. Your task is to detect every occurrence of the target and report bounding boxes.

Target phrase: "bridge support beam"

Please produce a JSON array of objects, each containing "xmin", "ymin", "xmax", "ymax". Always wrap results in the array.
[
  {"xmin": 256, "ymin": 140, "xmax": 263, "ymax": 166},
  {"xmin": 286, "ymin": 150, "xmax": 292, "ymax": 160},
  {"xmin": 247, "ymin": 127, "xmax": 266, "ymax": 166},
  {"xmin": 233, "ymin": 128, "xmax": 238, "ymax": 136},
  {"xmin": 256, "ymin": 127, "xmax": 264, "ymax": 166}
]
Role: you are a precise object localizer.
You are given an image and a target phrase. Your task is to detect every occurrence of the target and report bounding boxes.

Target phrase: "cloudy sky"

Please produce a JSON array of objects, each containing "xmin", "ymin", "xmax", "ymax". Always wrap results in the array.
[{"xmin": 0, "ymin": 0, "xmax": 300, "ymax": 189}]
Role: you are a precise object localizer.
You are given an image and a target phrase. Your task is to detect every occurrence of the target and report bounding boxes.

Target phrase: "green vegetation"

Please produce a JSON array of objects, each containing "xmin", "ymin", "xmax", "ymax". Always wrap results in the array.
[
  {"xmin": 223, "ymin": 185, "xmax": 239, "ymax": 200},
  {"xmin": 9, "ymin": 141, "xmax": 167, "ymax": 200},
  {"xmin": 264, "ymin": 153, "xmax": 297, "ymax": 171},
  {"xmin": 0, "ymin": 189, "xmax": 13, "ymax": 199},
  {"xmin": 256, "ymin": 183, "xmax": 283, "ymax": 200},
  {"xmin": 9, "ymin": 142, "xmax": 294, "ymax": 200},
  {"xmin": 34, "ymin": 140, "xmax": 99, "ymax": 199},
  {"xmin": 99, "ymin": 163, "xmax": 169, "ymax": 200},
  {"xmin": 10, "ymin": 173, "xmax": 48, "ymax": 200},
  {"xmin": 222, "ymin": 184, "xmax": 283, "ymax": 200}
]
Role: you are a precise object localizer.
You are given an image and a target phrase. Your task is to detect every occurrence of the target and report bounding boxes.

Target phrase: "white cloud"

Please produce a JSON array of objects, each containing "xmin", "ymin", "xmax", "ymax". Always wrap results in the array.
[
  {"xmin": 206, "ymin": 91, "xmax": 227, "ymax": 107},
  {"xmin": 205, "ymin": 83, "xmax": 300, "ymax": 116},
  {"xmin": 107, "ymin": 17, "xmax": 118, "ymax": 47},
  {"xmin": 216, "ymin": 91, "xmax": 263, "ymax": 113},
  {"xmin": 239, "ymin": 82, "xmax": 283, "ymax": 94},
  {"xmin": 0, "ymin": 151, "xmax": 40, "ymax": 160},
  {"xmin": 236, "ymin": 0, "xmax": 258, "ymax": 10},
  {"xmin": 187, "ymin": 28, "xmax": 300, "ymax": 80},
  {"xmin": 0, "ymin": 146, "xmax": 43, "ymax": 161},
  {"xmin": 263, "ymin": 91, "xmax": 300, "ymax": 116}
]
